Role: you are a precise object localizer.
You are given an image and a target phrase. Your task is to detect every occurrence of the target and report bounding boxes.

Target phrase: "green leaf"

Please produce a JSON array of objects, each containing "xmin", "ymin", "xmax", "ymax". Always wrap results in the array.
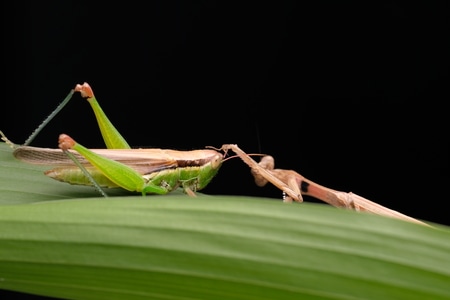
[{"xmin": 1, "ymin": 142, "xmax": 449, "ymax": 300}]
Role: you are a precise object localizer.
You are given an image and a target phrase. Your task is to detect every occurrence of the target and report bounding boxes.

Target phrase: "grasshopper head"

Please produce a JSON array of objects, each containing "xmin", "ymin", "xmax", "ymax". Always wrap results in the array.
[{"xmin": 195, "ymin": 152, "xmax": 223, "ymax": 190}]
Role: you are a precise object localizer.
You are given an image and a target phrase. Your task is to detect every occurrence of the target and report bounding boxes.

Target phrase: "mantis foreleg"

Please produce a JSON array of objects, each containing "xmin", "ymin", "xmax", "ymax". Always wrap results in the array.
[{"xmin": 221, "ymin": 144, "xmax": 303, "ymax": 202}]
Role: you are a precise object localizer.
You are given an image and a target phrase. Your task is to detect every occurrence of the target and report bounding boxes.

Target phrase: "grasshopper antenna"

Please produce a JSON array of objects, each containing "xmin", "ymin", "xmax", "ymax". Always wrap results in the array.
[
  {"xmin": 205, "ymin": 146, "xmax": 265, "ymax": 163},
  {"xmin": 221, "ymin": 153, "xmax": 266, "ymax": 163},
  {"xmin": 23, "ymin": 89, "xmax": 75, "ymax": 146}
]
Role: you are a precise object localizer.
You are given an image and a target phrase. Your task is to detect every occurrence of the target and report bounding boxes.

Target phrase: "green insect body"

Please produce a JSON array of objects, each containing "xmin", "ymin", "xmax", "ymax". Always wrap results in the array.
[
  {"xmin": 43, "ymin": 154, "xmax": 223, "ymax": 195},
  {"xmin": 41, "ymin": 139, "xmax": 223, "ymax": 195}
]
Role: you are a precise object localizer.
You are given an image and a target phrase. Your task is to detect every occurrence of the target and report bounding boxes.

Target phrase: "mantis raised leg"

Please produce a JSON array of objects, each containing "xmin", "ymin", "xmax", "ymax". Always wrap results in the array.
[{"xmin": 222, "ymin": 144, "xmax": 429, "ymax": 226}]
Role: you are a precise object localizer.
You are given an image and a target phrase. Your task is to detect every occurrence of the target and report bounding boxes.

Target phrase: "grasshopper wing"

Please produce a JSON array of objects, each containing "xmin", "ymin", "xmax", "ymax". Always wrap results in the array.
[{"xmin": 13, "ymin": 146, "xmax": 179, "ymax": 175}]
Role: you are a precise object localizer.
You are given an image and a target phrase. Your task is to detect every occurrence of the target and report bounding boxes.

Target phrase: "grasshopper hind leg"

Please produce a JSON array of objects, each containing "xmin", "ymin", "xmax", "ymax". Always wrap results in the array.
[{"xmin": 58, "ymin": 134, "xmax": 169, "ymax": 196}]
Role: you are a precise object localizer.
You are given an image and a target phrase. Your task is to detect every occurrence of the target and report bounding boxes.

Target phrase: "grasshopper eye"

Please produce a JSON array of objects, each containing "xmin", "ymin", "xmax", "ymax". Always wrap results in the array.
[{"xmin": 211, "ymin": 154, "xmax": 223, "ymax": 169}]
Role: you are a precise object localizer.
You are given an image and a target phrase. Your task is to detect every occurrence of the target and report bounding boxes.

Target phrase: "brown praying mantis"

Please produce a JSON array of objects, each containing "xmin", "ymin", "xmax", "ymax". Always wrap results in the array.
[
  {"xmin": 221, "ymin": 145, "xmax": 429, "ymax": 226},
  {"xmin": 1, "ymin": 83, "xmax": 428, "ymax": 226}
]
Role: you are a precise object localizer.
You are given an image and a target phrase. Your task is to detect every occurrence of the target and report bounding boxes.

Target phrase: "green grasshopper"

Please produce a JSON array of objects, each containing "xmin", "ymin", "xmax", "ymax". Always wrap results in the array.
[{"xmin": 2, "ymin": 83, "xmax": 225, "ymax": 197}]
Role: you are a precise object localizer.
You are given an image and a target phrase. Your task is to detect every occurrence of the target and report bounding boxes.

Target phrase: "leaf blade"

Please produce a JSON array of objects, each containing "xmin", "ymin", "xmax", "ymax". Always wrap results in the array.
[{"xmin": 1, "ymin": 197, "xmax": 449, "ymax": 300}]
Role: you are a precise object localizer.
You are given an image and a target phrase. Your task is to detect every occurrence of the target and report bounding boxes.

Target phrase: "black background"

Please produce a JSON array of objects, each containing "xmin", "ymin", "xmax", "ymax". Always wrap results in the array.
[
  {"xmin": 1, "ymin": 3, "xmax": 450, "ymax": 299},
  {"xmin": 2, "ymin": 2, "xmax": 448, "ymax": 227}
]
